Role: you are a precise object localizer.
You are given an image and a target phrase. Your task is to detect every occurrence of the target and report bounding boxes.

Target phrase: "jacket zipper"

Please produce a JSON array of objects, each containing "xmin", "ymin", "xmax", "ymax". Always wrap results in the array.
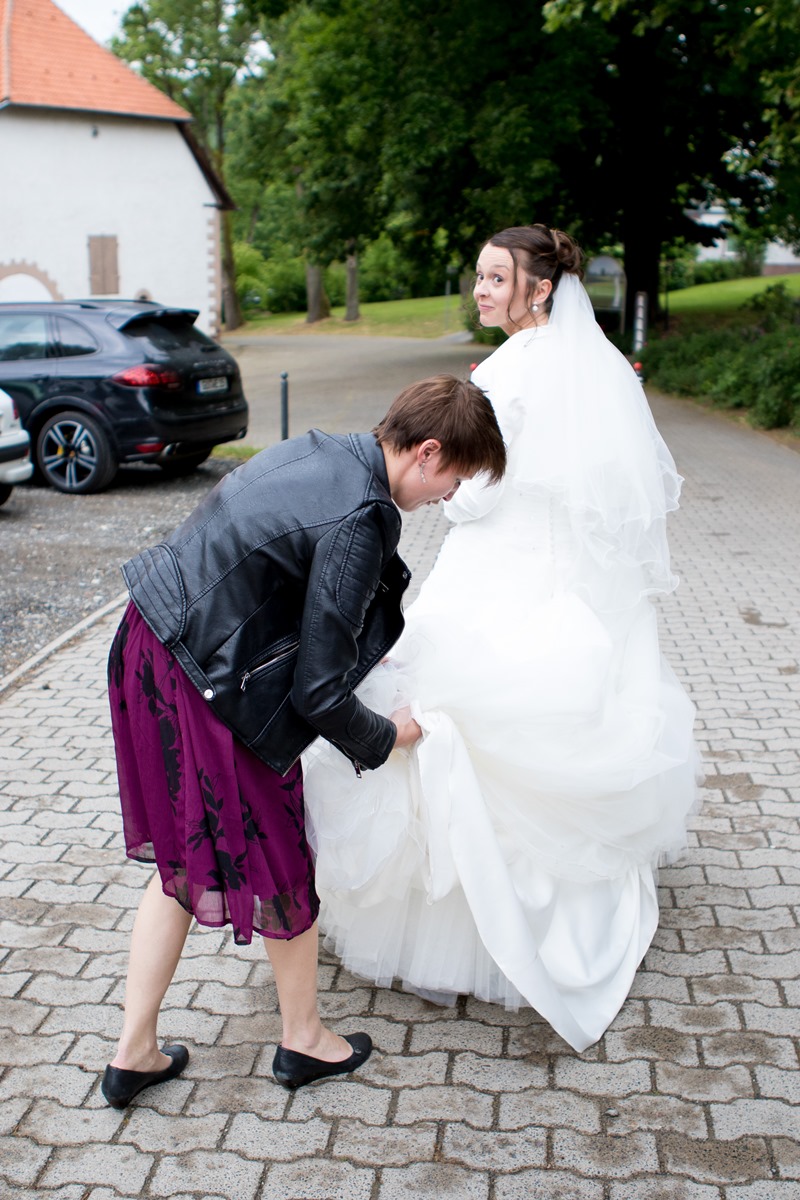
[
  {"xmin": 248, "ymin": 562, "xmax": 409, "ymax": 768},
  {"xmin": 331, "ymin": 739, "xmax": 363, "ymax": 778},
  {"xmin": 240, "ymin": 641, "xmax": 300, "ymax": 692}
]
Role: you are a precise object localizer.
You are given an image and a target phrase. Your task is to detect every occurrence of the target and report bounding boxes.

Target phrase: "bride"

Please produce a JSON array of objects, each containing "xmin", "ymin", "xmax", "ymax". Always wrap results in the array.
[{"xmin": 303, "ymin": 224, "xmax": 699, "ymax": 1052}]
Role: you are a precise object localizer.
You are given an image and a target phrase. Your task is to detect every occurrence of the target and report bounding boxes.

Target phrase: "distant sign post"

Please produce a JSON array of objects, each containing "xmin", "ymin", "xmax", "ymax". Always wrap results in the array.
[{"xmin": 633, "ymin": 291, "xmax": 648, "ymax": 354}]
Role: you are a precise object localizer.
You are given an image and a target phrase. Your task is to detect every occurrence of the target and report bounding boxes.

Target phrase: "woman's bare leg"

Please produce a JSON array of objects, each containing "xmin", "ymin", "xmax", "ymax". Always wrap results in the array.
[
  {"xmin": 265, "ymin": 921, "xmax": 352, "ymax": 1061},
  {"xmin": 109, "ymin": 873, "xmax": 193, "ymax": 1072}
]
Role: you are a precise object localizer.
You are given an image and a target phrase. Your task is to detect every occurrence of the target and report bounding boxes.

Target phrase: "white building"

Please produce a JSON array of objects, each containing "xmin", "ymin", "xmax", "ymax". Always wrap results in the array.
[
  {"xmin": 0, "ymin": 0, "xmax": 232, "ymax": 333},
  {"xmin": 687, "ymin": 203, "xmax": 800, "ymax": 276}
]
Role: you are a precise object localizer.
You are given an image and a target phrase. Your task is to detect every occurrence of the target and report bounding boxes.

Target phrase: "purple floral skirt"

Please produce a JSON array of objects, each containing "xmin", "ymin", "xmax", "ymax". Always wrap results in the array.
[{"xmin": 107, "ymin": 603, "xmax": 319, "ymax": 944}]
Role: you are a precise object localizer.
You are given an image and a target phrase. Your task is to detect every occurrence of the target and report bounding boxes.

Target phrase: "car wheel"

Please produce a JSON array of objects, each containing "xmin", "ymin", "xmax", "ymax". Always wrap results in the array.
[
  {"xmin": 158, "ymin": 449, "xmax": 213, "ymax": 476},
  {"xmin": 36, "ymin": 411, "xmax": 118, "ymax": 494},
  {"xmin": 0, "ymin": 483, "xmax": 13, "ymax": 507}
]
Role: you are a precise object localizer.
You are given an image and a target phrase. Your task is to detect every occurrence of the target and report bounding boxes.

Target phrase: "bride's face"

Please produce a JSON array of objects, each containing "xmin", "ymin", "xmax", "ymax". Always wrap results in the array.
[{"xmin": 474, "ymin": 245, "xmax": 533, "ymax": 334}]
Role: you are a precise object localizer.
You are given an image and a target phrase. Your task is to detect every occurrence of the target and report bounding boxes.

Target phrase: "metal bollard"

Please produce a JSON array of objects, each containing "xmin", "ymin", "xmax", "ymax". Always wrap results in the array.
[{"xmin": 280, "ymin": 371, "xmax": 289, "ymax": 441}]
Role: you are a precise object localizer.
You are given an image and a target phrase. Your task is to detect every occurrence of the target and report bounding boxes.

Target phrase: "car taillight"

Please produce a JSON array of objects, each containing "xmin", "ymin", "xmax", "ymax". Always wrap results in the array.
[{"xmin": 113, "ymin": 366, "xmax": 182, "ymax": 388}]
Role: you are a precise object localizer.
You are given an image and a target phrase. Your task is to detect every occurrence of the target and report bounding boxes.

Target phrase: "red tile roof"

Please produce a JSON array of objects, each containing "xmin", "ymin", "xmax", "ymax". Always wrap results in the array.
[{"xmin": 0, "ymin": 0, "xmax": 190, "ymax": 121}]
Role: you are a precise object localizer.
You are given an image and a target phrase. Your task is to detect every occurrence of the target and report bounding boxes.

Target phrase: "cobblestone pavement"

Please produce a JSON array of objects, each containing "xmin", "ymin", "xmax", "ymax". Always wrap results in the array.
[{"xmin": 1, "ymin": 391, "xmax": 799, "ymax": 1199}]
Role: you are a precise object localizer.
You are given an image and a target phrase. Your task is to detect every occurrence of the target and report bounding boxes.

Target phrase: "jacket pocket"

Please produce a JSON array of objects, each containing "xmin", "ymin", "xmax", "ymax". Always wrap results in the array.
[{"xmin": 239, "ymin": 638, "xmax": 300, "ymax": 692}]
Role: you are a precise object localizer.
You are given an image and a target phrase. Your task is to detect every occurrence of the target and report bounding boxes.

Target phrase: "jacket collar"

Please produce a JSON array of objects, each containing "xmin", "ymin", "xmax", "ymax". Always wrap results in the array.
[{"xmin": 346, "ymin": 432, "xmax": 392, "ymax": 501}]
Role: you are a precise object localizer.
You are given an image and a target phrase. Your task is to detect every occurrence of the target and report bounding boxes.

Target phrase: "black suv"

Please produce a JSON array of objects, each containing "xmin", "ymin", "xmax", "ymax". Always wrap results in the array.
[{"xmin": 0, "ymin": 301, "xmax": 249, "ymax": 493}]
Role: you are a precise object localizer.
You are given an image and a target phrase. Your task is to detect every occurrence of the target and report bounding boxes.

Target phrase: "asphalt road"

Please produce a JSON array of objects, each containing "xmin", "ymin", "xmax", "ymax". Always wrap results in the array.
[{"xmin": 226, "ymin": 331, "xmax": 491, "ymax": 449}]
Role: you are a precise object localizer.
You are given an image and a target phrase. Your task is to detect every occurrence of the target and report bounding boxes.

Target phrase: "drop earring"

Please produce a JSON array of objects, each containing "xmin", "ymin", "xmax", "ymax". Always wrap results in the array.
[
  {"xmin": 419, "ymin": 465, "xmax": 427, "ymax": 483},
  {"xmin": 525, "ymin": 304, "xmax": 541, "ymax": 346}
]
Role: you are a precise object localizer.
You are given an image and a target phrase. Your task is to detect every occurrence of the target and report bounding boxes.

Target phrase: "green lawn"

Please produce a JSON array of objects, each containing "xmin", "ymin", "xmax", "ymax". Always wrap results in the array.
[
  {"xmin": 239, "ymin": 294, "xmax": 468, "ymax": 339},
  {"xmin": 665, "ymin": 273, "xmax": 800, "ymax": 326}
]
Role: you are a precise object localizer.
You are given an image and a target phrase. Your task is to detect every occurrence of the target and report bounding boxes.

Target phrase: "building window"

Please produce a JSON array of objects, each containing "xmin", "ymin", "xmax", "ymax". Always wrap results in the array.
[{"xmin": 88, "ymin": 236, "xmax": 119, "ymax": 295}]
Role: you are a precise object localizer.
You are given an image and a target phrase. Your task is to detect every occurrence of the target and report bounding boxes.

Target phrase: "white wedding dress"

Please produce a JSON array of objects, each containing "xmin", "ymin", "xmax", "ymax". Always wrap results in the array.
[{"xmin": 303, "ymin": 277, "xmax": 699, "ymax": 1051}]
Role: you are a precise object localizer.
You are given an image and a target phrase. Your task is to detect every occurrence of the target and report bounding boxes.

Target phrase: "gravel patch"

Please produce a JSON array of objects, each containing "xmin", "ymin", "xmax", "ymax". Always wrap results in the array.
[{"xmin": 0, "ymin": 459, "xmax": 239, "ymax": 679}]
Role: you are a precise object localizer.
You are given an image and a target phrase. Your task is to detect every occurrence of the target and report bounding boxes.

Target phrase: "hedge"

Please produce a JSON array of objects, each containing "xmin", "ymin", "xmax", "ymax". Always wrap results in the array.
[{"xmin": 640, "ymin": 284, "xmax": 800, "ymax": 430}]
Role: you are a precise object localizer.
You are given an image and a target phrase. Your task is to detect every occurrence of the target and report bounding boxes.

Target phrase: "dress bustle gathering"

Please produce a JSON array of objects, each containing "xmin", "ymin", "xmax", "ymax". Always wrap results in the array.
[{"xmin": 302, "ymin": 276, "xmax": 699, "ymax": 1052}]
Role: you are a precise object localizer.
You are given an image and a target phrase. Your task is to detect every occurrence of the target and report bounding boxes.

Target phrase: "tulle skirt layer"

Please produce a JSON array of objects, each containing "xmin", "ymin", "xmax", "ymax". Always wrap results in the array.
[{"xmin": 303, "ymin": 512, "xmax": 699, "ymax": 1050}]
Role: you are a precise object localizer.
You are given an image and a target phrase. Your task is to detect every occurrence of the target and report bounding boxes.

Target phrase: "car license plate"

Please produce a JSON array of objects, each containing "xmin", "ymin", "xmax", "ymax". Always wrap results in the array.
[{"xmin": 197, "ymin": 376, "xmax": 228, "ymax": 394}]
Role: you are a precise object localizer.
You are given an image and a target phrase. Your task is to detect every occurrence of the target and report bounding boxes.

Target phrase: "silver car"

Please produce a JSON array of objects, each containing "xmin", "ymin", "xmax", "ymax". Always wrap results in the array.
[{"xmin": 0, "ymin": 385, "xmax": 33, "ymax": 506}]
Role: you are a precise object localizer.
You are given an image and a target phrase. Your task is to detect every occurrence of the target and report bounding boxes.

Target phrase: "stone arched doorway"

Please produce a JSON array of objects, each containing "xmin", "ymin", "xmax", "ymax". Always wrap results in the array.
[{"xmin": 0, "ymin": 262, "xmax": 63, "ymax": 302}]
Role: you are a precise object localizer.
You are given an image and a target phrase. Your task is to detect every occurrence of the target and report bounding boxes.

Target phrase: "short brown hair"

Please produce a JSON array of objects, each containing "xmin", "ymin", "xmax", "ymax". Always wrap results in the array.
[{"xmin": 373, "ymin": 374, "xmax": 505, "ymax": 485}]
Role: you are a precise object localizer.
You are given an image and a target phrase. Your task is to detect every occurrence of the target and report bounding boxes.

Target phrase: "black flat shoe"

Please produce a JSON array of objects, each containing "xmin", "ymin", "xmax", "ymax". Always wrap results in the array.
[
  {"xmin": 101, "ymin": 1045, "xmax": 189, "ymax": 1109},
  {"xmin": 272, "ymin": 1032, "xmax": 372, "ymax": 1090}
]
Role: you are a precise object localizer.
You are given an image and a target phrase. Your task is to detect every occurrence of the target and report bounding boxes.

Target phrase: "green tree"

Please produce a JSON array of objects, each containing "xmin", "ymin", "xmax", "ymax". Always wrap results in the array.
[
  {"xmin": 542, "ymin": 0, "xmax": 800, "ymax": 318},
  {"xmin": 246, "ymin": 0, "xmax": 800, "ymax": 325},
  {"xmin": 540, "ymin": 0, "xmax": 779, "ymax": 323},
  {"xmin": 741, "ymin": 0, "xmax": 800, "ymax": 249},
  {"xmin": 113, "ymin": 0, "xmax": 265, "ymax": 329},
  {"xmin": 257, "ymin": 2, "xmax": 395, "ymax": 321},
  {"xmin": 248, "ymin": 0, "xmax": 606, "ymax": 307},
  {"xmin": 225, "ymin": 73, "xmax": 301, "ymax": 257}
]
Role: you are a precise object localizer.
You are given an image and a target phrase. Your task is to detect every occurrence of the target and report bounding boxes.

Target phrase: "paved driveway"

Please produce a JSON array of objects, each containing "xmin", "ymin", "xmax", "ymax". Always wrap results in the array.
[{"xmin": 0, "ymin": 349, "xmax": 799, "ymax": 1197}]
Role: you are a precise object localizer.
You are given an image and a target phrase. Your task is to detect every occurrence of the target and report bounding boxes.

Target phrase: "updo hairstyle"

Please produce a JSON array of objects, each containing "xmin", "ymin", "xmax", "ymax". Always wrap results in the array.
[{"xmin": 485, "ymin": 223, "xmax": 584, "ymax": 322}]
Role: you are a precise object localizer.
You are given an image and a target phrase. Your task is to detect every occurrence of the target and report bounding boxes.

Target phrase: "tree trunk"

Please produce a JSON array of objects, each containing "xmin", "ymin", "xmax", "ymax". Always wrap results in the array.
[
  {"xmin": 210, "ymin": 95, "xmax": 242, "ymax": 333},
  {"xmin": 221, "ymin": 209, "xmax": 242, "ymax": 332},
  {"xmin": 305, "ymin": 263, "xmax": 331, "ymax": 323},
  {"xmin": 247, "ymin": 205, "xmax": 260, "ymax": 243},
  {"xmin": 621, "ymin": 212, "xmax": 663, "ymax": 339},
  {"xmin": 614, "ymin": 24, "xmax": 668, "ymax": 335},
  {"xmin": 344, "ymin": 252, "xmax": 360, "ymax": 322}
]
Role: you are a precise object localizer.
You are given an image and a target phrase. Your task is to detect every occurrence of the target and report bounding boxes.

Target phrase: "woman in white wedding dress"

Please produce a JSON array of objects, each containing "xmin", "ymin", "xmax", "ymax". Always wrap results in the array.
[{"xmin": 303, "ymin": 224, "xmax": 699, "ymax": 1052}]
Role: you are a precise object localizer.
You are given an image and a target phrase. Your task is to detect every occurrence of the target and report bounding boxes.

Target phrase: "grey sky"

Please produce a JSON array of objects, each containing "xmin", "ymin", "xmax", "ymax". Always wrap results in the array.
[{"xmin": 54, "ymin": 0, "xmax": 125, "ymax": 46}]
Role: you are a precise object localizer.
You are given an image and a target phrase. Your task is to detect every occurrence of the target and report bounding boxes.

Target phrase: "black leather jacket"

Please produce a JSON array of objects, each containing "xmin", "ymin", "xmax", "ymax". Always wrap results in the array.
[{"xmin": 121, "ymin": 430, "xmax": 410, "ymax": 774}]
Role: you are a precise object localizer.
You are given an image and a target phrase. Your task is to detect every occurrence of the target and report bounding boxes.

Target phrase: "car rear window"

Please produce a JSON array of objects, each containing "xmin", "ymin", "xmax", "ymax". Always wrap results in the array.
[
  {"xmin": 56, "ymin": 316, "xmax": 99, "ymax": 357},
  {"xmin": 123, "ymin": 318, "xmax": 217, "ymax": 353}
]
